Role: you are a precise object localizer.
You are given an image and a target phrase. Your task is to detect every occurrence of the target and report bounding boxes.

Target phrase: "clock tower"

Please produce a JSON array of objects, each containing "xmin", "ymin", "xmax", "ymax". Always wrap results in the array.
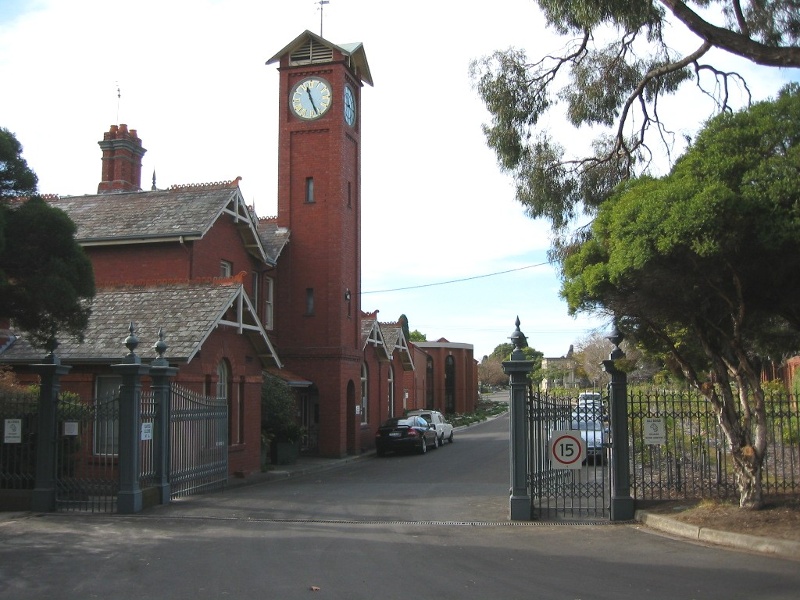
[{"xmin": 267, "ymin": 31, "xmax": 373, "ymax": 457}]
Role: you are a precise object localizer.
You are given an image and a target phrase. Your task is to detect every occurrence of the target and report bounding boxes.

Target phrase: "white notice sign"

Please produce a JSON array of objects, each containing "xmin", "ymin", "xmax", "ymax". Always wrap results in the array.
[
  {"xmin": 4, "ymin": 419, "xmax": 22, "ymax": 444},
  {"xmin": 141, "ymin": 422, "xmax": 153, "ymax": 441},
  {"xmin": 644, "ymin": 417, "xmax": 666, "ymax": 445}
]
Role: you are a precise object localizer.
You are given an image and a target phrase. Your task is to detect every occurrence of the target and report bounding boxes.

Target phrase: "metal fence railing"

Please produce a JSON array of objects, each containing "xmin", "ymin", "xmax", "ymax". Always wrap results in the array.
[
  {"xmin": 629, "ymin": 389, "xmax": 800, "ymax": 501},
  {"xmin": 0, "ymin": 390, "xmax": 38, "ymax": 492}
]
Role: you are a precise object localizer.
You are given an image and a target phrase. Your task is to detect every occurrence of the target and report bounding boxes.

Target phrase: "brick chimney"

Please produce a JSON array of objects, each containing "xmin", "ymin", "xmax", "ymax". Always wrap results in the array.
[{"xmin": 97, "ymin": 124, "xmax": 147, "ymax": 193}]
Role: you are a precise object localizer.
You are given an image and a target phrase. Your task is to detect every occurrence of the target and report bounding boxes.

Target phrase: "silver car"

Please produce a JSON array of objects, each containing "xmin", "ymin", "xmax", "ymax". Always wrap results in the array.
[
  {"xmin": 571, "ymin": 417, "xmax": 607, "ymax": 464},
  {"xmin": 406, "ymin": 409, "xmax": 454, "ymax": 447}
]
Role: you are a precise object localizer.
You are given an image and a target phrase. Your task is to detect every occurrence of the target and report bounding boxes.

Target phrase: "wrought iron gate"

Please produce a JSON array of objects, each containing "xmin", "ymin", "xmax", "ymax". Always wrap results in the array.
[
  {"xmin": 169, "ymin": 384, "xmax": 228, "ymax": 499},
  {"xmin": 528, "ymin": 387, "xmax": 611, "ymax": 520},
  {"xmin": 51, "ymin": 383, "xmax": 228, "ymax": 511},
  {"xmin": 55, "ymin": 391, "xmax": 120, "ymax": 512}
]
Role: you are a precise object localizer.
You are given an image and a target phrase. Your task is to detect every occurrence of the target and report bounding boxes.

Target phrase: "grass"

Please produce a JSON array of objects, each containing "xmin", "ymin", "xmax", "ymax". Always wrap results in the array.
[{"xmin": 449, "ymin": 397, "xmax": 508, "ymax": 428}]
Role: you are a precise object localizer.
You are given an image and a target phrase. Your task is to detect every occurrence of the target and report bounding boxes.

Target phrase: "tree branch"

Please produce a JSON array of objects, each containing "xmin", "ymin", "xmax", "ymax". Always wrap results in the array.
[{"xmin": 660, "ymin": 0, "xmax": 800, "ymax": 67}]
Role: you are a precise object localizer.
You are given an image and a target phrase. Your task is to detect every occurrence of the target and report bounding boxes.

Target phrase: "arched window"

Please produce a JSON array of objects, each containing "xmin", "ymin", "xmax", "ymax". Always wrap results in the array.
[
  {"xmin": 445, "ymin": 355, "xmax": 455, "ymax": 413},
  {"xmin": 360, "ymin": 362, "xmax": 368, "ymax": 424},
  {"xmin": 217, "ymin": 359, "xmax": 232, "ymax": 445}
]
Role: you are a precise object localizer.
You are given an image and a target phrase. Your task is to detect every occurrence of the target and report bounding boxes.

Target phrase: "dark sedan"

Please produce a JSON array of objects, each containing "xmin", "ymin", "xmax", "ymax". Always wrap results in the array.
[{"xmin": 375, "ymin": 416, "xmax": 437, "ymax": 456}]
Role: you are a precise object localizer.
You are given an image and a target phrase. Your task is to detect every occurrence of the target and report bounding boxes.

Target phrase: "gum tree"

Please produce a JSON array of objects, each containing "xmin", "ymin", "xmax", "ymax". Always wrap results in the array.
[
  {"xmin": 560, "ymin": 86, "xmax": 800, "ymax": 508},
  {"xmin": 471, "ymin": 1, "xmax": 800, "ymax": 237}
]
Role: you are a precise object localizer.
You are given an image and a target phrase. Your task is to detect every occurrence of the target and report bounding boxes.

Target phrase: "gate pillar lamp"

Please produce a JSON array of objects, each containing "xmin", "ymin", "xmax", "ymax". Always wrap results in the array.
[
  {"xmin": 602, "ymin": 321, "xmax": 635, "ymax": 521},
  {"xmin": 503, "ymin": 317, "xmax": 533, "ymax": 520}
]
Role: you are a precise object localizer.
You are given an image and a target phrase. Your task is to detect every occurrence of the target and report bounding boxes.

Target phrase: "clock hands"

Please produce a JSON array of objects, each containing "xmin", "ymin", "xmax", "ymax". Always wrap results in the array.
[{"xmin": 305, "ymin": 87, "xmax": 319, "ymax": 115}]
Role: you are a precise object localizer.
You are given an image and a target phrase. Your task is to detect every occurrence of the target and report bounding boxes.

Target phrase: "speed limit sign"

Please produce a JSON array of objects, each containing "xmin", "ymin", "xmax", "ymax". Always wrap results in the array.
[{"xmin": 548, "ymin": 431, "xmax": 586, "ymax": 469}]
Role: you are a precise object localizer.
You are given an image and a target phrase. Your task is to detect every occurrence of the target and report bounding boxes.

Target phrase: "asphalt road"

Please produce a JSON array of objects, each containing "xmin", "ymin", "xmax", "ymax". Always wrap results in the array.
[{"xmin": 2, "ymin": 413, "xmax": 799, "ymax": 599}]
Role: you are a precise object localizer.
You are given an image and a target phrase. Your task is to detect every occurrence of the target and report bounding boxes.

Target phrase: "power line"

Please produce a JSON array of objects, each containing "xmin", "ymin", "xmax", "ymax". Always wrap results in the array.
[{"xmin": 361, "ymin": 261, "xmax": 550, "ymax": 295}]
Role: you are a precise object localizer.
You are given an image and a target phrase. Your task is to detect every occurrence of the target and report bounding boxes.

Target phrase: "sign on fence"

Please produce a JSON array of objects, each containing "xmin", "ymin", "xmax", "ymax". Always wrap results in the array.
[
  {"xmin": 643, "ymin": 417, "xmax": 666, "ymax": 445},
  {"xmin": 4, "ymin": 419, "xmax": 22, "ymax": 444}
]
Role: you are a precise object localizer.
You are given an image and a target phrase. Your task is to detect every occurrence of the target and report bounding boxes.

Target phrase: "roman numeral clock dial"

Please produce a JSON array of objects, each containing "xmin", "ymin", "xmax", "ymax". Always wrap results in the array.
[{"xmin": 291, "ymin": 77, "xmax": 332, "ymax": 120}]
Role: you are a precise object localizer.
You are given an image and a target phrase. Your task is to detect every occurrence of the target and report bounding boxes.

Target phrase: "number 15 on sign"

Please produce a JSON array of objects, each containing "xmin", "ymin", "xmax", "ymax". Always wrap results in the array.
[{"xmin": 549, "ymin": 431, "xmax": 586, "ymax": 469}]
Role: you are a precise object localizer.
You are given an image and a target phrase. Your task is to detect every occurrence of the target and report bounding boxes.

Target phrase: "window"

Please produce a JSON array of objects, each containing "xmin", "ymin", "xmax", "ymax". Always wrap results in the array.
[
  {"xmin": 217, "ymin": 360, "xmax": 231, "ymax": 447},
  {"xmin": 252, "ymin": 272, "xmax": 259, "ymax": 311},
  {"xmin": 305, "ymin": 177, "xmax": 315, "ymax": 203},
  {"xmin": 220, "ymin": 260, "xmax": 232, "ymax": 277},
  {"xmin": 360, "ymin": 363, "xmax": 368, "ymax": 424},
  {"xmin": 347, "ymin": 181, "xmax": 352, "ymax": 208},
  {"xmin": 306, "ymin": 287, "xmax": 314, "ymax": 315},
  {"xmin": 445, "ymin": 356, "xmax": 456, "ymax": 413},
  {"xmin": 388, "ymin": 365, "xmax": 395, "ymax": 418},
  {"xmin": 264, "ymin": 277, "xmax": 274, "ymax": 329},
  {"xmin": 94, "ymin": 376, "xmax": 121, "ymax": 455}
]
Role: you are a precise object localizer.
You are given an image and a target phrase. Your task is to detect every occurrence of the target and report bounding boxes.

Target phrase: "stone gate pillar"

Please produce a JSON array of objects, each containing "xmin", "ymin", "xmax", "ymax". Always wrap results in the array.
[
  {"xmin": 149, "ymin": 328, "xmax": 177, "ymax": 505},
  {"xmin": 602, "ymin": 323, "xmax": 635, "ymax": 521},
  {"xmin": 502, "ymin": 317, "xmax": 533, "ymax": 521},
  {"xmin": 112, "ymin": 323, "xmax": 150, "ymax": 514},
  {"xmin": 31, "ymin": 342, "xmax": 71, "ymax": 512}
]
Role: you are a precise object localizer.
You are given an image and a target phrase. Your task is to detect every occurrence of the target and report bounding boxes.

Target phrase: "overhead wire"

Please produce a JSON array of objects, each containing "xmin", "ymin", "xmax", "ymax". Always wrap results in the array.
[{"xmin": 361, "ymin": 261, "xmax": 550, "ymax": 295}]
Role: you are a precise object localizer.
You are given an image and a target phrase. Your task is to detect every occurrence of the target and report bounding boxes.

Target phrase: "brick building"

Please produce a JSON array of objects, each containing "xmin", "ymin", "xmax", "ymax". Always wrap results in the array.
[{"xmin": 1, "ymin": 30, "xmax": 478, "ymax": 481}]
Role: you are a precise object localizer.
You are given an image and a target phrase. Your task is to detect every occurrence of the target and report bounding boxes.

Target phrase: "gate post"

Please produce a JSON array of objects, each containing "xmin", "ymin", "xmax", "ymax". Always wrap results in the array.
[
  {"xmin": 31, "ymin": 341, "xmax": 71, "ymax": 512},
  {"xmin": 112, "ymin": 323, "xmax": 150, "ymax": 514},
  {"xmin": 149, "ymin": 329, "xmax": 178, "ymax": 505},
  {"xmin": 602, "ymin": 324, "xmax": 635, "ymax": 521},
  {"xmin": 502, "ymin": 317, "xmax": 533, "ymax": 521}
]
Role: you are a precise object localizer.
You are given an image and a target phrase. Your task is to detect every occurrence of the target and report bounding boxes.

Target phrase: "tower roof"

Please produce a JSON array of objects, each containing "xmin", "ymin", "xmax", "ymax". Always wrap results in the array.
[{"xmin": 266, "ymin": 30, "xmax": 373, "ymax": 86}]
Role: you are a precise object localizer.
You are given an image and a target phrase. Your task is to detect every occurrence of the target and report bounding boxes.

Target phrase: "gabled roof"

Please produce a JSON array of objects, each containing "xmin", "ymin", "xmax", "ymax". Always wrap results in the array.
[
  {"xmin": 0, "ymin": 278, "xmax": 281, "ymax": 367},
  {"xmin": 266, "ymin": 30, "xmax": 373, "ymax": 87},
  {"xmin": 361, "ymin": 315, "xmax": 390, "ymax": 361},
  {"xmin": 257, "ymin": 217, "xmax": 291, "ymax": 263},
  {"xmin": 379, "ymin": 322, "xmax": 414, "ymax": 371},
  {"xmin": 47, "ymin": 180, "xmax": 270, "ymax": 264}
]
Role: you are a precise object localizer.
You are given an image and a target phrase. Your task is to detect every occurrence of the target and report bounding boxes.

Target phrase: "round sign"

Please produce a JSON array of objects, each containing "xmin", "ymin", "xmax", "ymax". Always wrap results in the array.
[{"xmin": 549, "ymin": 431, "xmax": 586, "ymax": 469}]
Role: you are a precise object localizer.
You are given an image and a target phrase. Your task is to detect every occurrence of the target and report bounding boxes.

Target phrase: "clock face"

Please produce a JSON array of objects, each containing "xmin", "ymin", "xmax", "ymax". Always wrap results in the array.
[
  {"xmin": 343, "ymin": 84, "xmax": 356, "ymax": 126},
  {"xmin": 291, "ymin": 77, "xmax": 332, "ymax": 120}
]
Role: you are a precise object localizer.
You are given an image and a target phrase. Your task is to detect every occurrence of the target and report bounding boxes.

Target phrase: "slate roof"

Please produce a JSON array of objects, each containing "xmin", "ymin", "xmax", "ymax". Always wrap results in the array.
[
  {"xmin": 257, "ymin": 217, "xmax": 291, "ymax": 263},
  {"xmin": 0, "ymin": 279, "xmax": 280, "ymax": 366},
  {"xmin": 47, "ymin": 181, "xmax": 269, "ymax": 263},
  {"xmin": 379, "ymin": 322, "xmax": 414, "ymax": 371},
  {"xmin": 361, "ymin": 315, "xmax": 390, "ymax": 361}
]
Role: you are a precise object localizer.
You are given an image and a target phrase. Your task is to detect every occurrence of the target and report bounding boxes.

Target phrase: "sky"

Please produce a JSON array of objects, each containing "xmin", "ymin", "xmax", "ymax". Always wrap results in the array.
[{"xmin": 1, "ymin": 0, "xmax": 797, "ymax": 359}]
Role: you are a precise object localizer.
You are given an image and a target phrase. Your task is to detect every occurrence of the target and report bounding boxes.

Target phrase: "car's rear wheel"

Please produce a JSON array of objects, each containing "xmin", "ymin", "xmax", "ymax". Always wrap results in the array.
[
  {"xmin": 419, "ymin": 438, "xmax": 427, "ymax": 454},
  {"xmin": 448, "ymin": 431, "xmax": 454, "ymax": 443}
]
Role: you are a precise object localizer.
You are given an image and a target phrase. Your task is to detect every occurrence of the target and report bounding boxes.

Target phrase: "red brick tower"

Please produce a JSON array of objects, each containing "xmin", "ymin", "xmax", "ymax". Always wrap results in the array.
[{"xmin": 267, "ymin": 31, "xmax": 373, "ymax": 457}]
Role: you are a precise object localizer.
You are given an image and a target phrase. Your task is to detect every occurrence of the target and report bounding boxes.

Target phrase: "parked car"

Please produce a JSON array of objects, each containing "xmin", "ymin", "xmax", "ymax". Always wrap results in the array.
[
  {"xmin": 375, "ymin": 416, "xmax": 438, "ymax": 456},
  {"xmin": 406, "ymin": 409, "xmax": 454, "ymax": 446},
  {"xmin": 575, "ymin": 392, "xmax": 607, "ymax": 420},
  {"xmin": 571, "ymin": 416, "xmax": 607, "ymax": 464}
]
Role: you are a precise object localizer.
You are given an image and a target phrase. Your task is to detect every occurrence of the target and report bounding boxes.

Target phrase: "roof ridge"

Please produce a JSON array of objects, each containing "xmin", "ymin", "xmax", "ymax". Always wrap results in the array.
[
  {"xmin": 169, "ymin": 177, "xmax": 241, "ymax": 192},
  {"xmin": 96, "ymin": 273, "xmax": 245, "ymax": 289}
]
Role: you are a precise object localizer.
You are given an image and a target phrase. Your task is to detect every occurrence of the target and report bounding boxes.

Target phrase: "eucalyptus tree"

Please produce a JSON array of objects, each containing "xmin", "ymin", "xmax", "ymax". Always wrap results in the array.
[
  {"xmin": 471, "ymin": 1, "xmax": 800, "ymax": 237},
  {"xmin": 560, "ymin": 86, "xmax": 800, "ymax": 508}
]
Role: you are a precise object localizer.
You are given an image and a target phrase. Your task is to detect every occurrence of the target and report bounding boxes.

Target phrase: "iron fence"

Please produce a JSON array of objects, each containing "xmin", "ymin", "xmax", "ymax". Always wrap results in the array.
[
  {"xmin": 0, "ymin": 390, "xmax": 38, "ymax": 491},
  {"xmin": 629, "ymin": 389, "xmax": 800, "ymax": 501}
]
